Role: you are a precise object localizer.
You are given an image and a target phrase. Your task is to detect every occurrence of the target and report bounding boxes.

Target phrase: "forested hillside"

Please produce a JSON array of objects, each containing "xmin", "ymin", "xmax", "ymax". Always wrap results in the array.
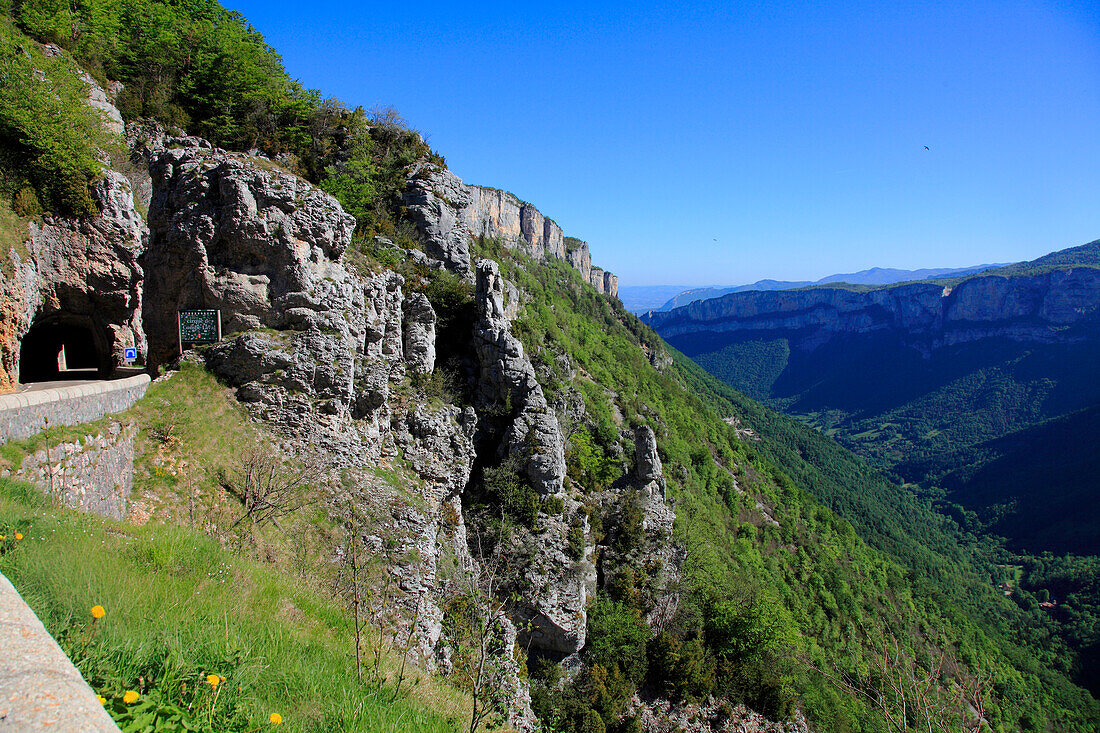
[
  {"xmin": 646, "ymin": 242, "xmax": 1100, "ymax": 705},
  {"xmin": 1, "ymin": 1, "xmax": 1098, "ymax": 731}
]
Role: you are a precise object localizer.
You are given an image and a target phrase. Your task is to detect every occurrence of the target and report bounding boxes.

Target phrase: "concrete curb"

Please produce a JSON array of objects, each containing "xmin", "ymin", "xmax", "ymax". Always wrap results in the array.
[
  {"xmin": 0, "ymin": 571, "xmax": 120, "ymax": 731},
  {"xmin": 0, "ymin": 375, "xmax": 151, "ymax": 444}
]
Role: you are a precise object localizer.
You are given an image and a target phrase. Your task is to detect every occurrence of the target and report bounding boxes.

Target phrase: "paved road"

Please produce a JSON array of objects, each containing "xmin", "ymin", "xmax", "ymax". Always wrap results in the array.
[{"xmin": 16, "ymin": 368, "xmax": 147, "ymax": 393}]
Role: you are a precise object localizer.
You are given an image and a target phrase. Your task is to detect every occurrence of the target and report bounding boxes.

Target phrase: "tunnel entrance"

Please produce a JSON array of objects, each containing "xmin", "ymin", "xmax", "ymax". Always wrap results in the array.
[{"xmin": 18, "ymin": 317, "xmax": 107, "ymax": 383}]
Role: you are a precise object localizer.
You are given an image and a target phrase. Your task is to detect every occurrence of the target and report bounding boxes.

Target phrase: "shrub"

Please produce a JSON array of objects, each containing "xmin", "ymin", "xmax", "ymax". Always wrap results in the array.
[
  {"xmin": 0, "ymin": 20, "xmax": 114, "ymax": 216},
  {"xmin": 567, "ymin": 521, "xmax": 586, "ymax": 560},
  {"xmin": 11, "ymin": 186, "xmax": 41, "ymax": 217},
  {"xmin": 480, "ymin": 456, "xmax": 539, "ymax": 528},
  {"xmin": 585, "ymin": 599, "xmax": 650, "ymax": 684}
]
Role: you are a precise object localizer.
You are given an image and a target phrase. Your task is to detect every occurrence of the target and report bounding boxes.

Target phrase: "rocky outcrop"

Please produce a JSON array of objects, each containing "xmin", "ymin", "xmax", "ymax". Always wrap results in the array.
[
  {"xmin": 594, "ymin": 426, "xmax": 682, "ymax": 632},
  {"xmin": 402, "ymin": 293, "xmax": 437, "ymax": 376},
  {"xmin": 402, "ymin": 166, "xmax": 475, "ymax": 275},
  {"xmin": 629, "ymin": 695, "xmax": 810, "ymax": 733},
  {"xmin": 565, "ymin": 239, "xmax": 592, "ymax": 283},
  {"xmin": 633, "ymin": 425, "xmax": 677, "ymax": 567},
  {"xmin": 141, "ymin": 140, "xmax": 537, "ymax": 726},
  {"xmin": 471, "ymin": 259, "xmax": 596, "ymax": 659},
  {"xmin": 635, "ymin": 425, "xmax": 664, "ymax": 484},
  {"xmin": 143, "ymin": 139, "xmax": 356, "ymax": 368},
  {"xmin": 643, "ymin": 269, "xmax": 1100, "ymax": 354},
  {"xmin": 588, "ymin": 266, "xmax": 619, "ymax": 299},
  {"xmin": 403, "ymin": 164, "xmax": 618, "ymax": 296},
  {"xmin": 604, "ymin": 270, "xmax": 619, "ymax": 299},
  {"xmin": 0, "ymin": 51, "xmax": 145, "ymax": 390},
  {"xmin": 473, "ymin": 260, "xmax": 566, "ymax": 497},
  {"xmin": 142, "ymin": 141, "xmax": 450, "ymax": 463},
  {"xmin": 505, "ymin": 494, "xmax": 596, "ymax": 659}
]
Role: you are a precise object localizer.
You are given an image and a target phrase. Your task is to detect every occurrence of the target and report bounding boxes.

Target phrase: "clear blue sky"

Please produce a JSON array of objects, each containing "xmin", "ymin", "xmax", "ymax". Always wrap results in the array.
[{"xmin": 230, "ymin": 0, "xmax": 1100, "ymax": 287}]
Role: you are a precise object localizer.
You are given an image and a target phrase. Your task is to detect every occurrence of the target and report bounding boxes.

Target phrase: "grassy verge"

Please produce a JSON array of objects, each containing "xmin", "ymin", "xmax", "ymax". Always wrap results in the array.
[{"xmin": 0, "ymin": 477, "xmax": 467, "ymax": 732}]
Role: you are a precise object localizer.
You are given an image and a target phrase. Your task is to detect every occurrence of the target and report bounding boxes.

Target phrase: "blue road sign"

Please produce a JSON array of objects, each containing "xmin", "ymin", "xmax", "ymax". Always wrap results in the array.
[{"xmin": 123, "ymin": 347, "xmax": 137, "ymax": 361}]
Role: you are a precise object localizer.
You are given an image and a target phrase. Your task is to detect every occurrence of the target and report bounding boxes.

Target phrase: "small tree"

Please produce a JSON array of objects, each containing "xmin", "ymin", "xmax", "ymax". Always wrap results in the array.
[
  {"xmin": 220, "ymin": 447, "xmax": 314, "ymax": 532},
  {"xmin": 442, "ymin": 529, "xmax": 517, "ymax": 733}
]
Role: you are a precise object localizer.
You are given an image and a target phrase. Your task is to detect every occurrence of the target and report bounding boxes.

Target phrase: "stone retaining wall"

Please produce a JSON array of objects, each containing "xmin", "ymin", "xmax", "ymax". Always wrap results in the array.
[
  {"xmin": 0, "ymin": 571, "xmax": 121, "ymax": 731},
  {"xmin": 3, "ymin": 420, "xmax": 135, "ymax": 520},
  {"xmin": 0, "ymin": 374, "xmax": 150, "ymax": 444}
]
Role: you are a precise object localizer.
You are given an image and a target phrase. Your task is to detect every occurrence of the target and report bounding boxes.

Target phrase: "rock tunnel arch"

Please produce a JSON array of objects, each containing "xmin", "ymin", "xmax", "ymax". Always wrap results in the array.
[{"xmin": 18, "ymin": 314, "xmax": 111, "ymax": 383}]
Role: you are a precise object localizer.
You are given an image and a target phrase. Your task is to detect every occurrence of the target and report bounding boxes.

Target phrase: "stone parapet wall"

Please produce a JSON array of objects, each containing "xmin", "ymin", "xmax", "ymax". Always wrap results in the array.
[
  {"xmin": 0, "ymin": 374, "xmax": 150, "ymax": 444},
  {"xmin": 0, "ymin": 572, "xmax": 121, "ymax": 732}
]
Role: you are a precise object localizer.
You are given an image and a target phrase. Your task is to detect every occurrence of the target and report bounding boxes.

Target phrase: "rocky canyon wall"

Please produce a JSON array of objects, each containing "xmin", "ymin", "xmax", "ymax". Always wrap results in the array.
[
  {"xmin": 403, "ymin": 165, "xmax": 618, "ymax": 297},
  {"xmin": 644, "ymin": 268, "xmax": 1100, "ymax": 353}
]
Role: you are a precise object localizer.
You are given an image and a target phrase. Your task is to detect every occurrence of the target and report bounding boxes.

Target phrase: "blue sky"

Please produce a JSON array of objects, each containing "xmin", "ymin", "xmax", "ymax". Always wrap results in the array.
[{"xmin": 231, "ymin": 0, "xmax": 1100, "ymax": 286}]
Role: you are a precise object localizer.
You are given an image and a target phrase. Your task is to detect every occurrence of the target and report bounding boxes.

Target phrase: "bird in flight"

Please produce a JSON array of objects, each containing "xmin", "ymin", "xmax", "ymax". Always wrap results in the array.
[{"xmin": 923, "ymin": 146, "xmax": 930, "ymax": 150}]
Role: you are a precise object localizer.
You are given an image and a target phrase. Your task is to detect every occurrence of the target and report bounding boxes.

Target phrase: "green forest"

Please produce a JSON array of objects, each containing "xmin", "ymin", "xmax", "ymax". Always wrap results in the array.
[{"xmin": 662, "ymin": 255, "xmax": 1100, "ymax": 710}]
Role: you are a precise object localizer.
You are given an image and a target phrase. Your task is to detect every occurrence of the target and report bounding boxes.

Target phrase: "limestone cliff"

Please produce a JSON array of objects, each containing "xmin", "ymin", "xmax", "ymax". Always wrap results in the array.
[
  {"xmin": 643, "ymin": 267, "xmax": 1100, "ymax": 355},
  {"xmin": 0, "ymin": 73, "xmax": 144, "ymax": 390},
  {"xmin": 403, "ymin": 164, "xmax": 618, "ymax": 297}
]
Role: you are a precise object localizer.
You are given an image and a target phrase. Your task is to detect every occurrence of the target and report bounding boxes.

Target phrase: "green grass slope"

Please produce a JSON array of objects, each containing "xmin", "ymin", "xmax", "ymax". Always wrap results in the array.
[{"xmin": 0, "ymin": 365, "xmax": 472, "ymax": 733}]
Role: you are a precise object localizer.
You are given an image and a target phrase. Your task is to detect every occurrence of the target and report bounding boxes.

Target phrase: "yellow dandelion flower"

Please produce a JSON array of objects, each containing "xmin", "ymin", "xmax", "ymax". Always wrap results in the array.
[
  {"xmin": 206, "ymin": 674, "xmax": 220, "ymax": 688},
  {"xmin": 90, "ymin": 605, "xmax": 106, "ymax": 620},
  {"xmin": 122, "ymin": 691, "xmax": 139, "ymax": 704},
  {"xmin": 269, "ymin": 712, "xmax": 282, "ymax": 725},
  {"xmin": 0, "ymin": 535, "xmax": 5, "ymax": 540},
  {"xmin": 14, "ymin": 533, "xmax": 22, "ymax": 540},
  {"xmin": 96, "ymin": 694, "xmax": 106, "ymax": 705}
]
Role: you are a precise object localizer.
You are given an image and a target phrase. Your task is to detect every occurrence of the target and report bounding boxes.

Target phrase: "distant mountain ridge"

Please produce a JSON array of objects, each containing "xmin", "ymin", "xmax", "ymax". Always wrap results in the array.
[
  {"xmin": 657, "ymin": 262, "xmax": 1008, "ymax": 310},
  {"xmin": 643, "ymin": 239, "xmax": 1100, "ymax": 559}
]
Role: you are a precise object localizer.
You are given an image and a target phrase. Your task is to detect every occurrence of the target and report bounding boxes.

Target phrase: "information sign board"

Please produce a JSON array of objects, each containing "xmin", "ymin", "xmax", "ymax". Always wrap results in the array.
[{"xmin": 178, "ymin": 309, "xmax": 221, "ymax": 346}]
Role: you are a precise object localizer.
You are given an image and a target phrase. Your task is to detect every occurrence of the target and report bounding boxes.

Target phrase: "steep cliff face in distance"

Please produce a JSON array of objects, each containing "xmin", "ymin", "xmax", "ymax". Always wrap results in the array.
[
  {"xmin": 646, "ymin": 263, "xmax": 1100, "ymax": 350},
  {"xmin": 655, "ymin": 263, "xmax": 1007, "ymax": 312},
  {"xmin": 644, "ymin": 246, "xmax": 1100, "ymax": 557},
  {"xmin": 402, "ymin": 165, "xmax": 618, "ymax": 297}
]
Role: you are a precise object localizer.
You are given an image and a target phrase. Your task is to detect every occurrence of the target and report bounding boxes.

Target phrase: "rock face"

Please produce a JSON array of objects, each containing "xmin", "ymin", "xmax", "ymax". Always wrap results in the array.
[
  {"xmin": 401, "ymin": 166, "xmax": 475, "ymax": 275},
  {"xmin": 634, "ymin": 426, "xmax": 675, "ymax": 542},
  {"xmin": 473, "ymin": 260, "xmax": 566, "ymax": 497},
  {"xmin": 403, "ymin": 164, "xmax": 618, "ymax": 296},
  {"xmin": 0, "ymin": 58, "xmax": 144, "ymax": 390},
  {"xmin": 593, "ymin": 425, "xmax": 683, "ymax": 633},
  {"xmin": 143, "ymin": 139, "xmax": 356, "ymax": 368},
  {"xmin": 1, "ymin": 170, "xmax": 147, "ymax": 389},
  {"xmin": 635, "ymin": 425, "xmax": 664, "ymax": 484},
  {"xmin": 0, "ymin": 51, "xmax": 145, "ymax": 390},
  {"xmin": 565, "ymin": 240, "xmax": 592, "ymax": 283},
  {"xmin": 140, "ymin": 139, "xmax": 537, "ymax": 728},
  {"xmin": 402, "ymin": 293, "xmax": 437, "ymax": 375},
  {"xmin": 643, "ymin": 269, "xmax": 1100, "ymax": 354},
  {"xmin": 629, "ymin": 695, "xmax": 810, "ymax": 733},
  {"xmin": 470, "ymin": 259, "xmax": 595, "ymax": 659}
]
